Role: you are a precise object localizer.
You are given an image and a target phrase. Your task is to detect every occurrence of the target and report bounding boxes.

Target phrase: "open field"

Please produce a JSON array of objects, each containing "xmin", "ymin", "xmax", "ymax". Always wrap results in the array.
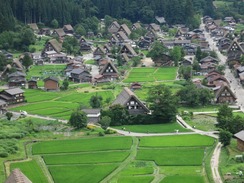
[
  {"xmin": 113, "ymin": 123, "xmax": 191, "ymax": 133},
  {"xmin": 11, "ymin": 88, "xmax": 115, "ymax": 119},
  {"xmin": 137, "ymin": 147, "xmax": 204, "ymax": 166},
  {"xmin": 123, "ymin": 67, "xmax": 177, "ymax": 83},
  {"xmin": 32, "ymin": 137, "xmax": 132, "ymax": 154},
  {"xmin": 184, "ymin": 114, "xmax": 217, "ymax": 131},
  {"xmin": 179, "ymin": 105, "xmax": 220, "ymax": 112},
  {"xmin": 43, "ymin": 151, "xmax": 130, "ymax": 165},
  {"xmin": 27, "ymin": 65, "xmax": 66, "ymax": 87},
  {"xmin": 10, "ymin": 160, "xmax": 48, "ymax": 183},
  {"xmin": 9, "ymin": 135, "xmax": 214, "ymax": 183},
  {"xmin": 139, "ymin": 134, "xmax": 215, "ymax": 147},
  {"xmin": 49, "ymin": 164, "xmax": 118, "ymax": 183}
]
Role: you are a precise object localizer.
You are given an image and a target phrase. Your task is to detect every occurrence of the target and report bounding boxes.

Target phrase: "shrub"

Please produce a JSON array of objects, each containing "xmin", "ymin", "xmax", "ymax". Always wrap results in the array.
[
  {"xmin": 0, "ymin": 152, "xmax": 8, "ymax": 158},
  {"xmin": 98, "ymin": 131, "xmax": 105, "ymax": 136},
  {"xmin": 104, "ymin": 129, "xmax": 116, "ymax": 134}
]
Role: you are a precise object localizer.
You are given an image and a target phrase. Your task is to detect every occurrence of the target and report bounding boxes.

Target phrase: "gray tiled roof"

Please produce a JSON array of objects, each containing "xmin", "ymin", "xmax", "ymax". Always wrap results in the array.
[
  {"xmin": 82, "ymin": 109, "xmax": 101, "ymax": 114},
  {"xmin": 4, "ymin": 88, "xmax": 24, "ymax": 95},
  {"xmin": 234, "ymin": 130, "xmax": 244, "ymax": 141}
]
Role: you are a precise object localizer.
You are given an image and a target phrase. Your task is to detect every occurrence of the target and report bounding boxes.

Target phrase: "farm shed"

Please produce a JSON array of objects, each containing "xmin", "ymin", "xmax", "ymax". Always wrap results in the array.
[
  {"xmin": 234, "ymin": 130, "xmax": 244, "ymax": 151},
  {"xmin": 82, "ymin": 109, "xmax": 101, "ymax": 123},
  {"xmin": 43, "ymin": 77, "xmax": 59, "ymax": 91}
]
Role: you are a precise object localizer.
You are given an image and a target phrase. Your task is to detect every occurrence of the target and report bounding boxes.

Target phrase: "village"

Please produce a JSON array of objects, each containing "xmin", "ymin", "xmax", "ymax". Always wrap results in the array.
[{"xmin": 0, "ymin": 2, "xmax": 244, "ymax": 183}]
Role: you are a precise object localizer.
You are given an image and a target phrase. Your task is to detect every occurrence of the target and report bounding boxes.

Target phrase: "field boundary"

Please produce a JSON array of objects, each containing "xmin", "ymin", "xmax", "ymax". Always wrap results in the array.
[{"xmin": 100, "ymin": 137, "xmax": 138, "ymax": 183}]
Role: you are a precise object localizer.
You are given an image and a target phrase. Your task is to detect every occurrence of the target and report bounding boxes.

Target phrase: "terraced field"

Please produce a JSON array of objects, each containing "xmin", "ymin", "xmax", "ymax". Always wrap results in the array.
[
  {"xmin": 10, "ymin": 135, "xmax": 215, "ymax": 183},
  {"xmin": 123, "ymin": 67, "xmax": 178, "ymax": 83},
  {"xmin": 11, "ymin": 89, "xmax": 115, "ymax": 120}
]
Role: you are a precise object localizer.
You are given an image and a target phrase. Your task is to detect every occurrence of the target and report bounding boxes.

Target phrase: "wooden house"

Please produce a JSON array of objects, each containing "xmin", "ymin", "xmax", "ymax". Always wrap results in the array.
[
  {"xmin": 130, "ymin": 82, "xmax": 142, "ymax": 90},
  {"xmin": 39, "ymin": 28, "xmax": 51, "ymax": 36},
  {"xmin": 108, "ymin": 21, "xmax": 120, "ymax": 34},
  {"xmin": 145, "ymin": 30, "xmax": 157, "ymax": 42},
  {"xmin": 93, "ymin": 46, "xmax": 106, "ymax": 58},
  {"xmin": 110, "ymin": 34, "xmax": 120, "ymax": 45},
  {"xmin": 174, "ymin": 40, "xmax": 191, "ymax": 47},
  {"xmin": 213, "ymin": 83, "xmax": 236, "ymax": 104},
  {"xmin": 43, "ymin": 77, "xmax": 59, "ymax": 91},
  {"xmin": 98, "ymin": 61, "xmax": 119, "ymax": 81},
  {"xmin": 43, "ymin": 39, "xmax": 62, "ymax": 55},
  {"xmin": 120, "ymin": 44, "xmax": 137, "ymax": 58},
  {"xmin": 8, "ymin": 71, "xmax": 26, "ymax": 87},
  {"xmin": 121, "ymin": 53, "xmax": 130, "ymax": 64},
  {"xmin": 63, "ymin": 24, "xmax": 74, "ymax": 34},
  {"xmin": 0, "ymin": 100, "xmax": 7, "ymax": 114},
  {"xmin": 0, "ymin": 88, "xmax": 25, "ymax": 105},
  {"xmin": 155, "ymin": 16, "xmax": 166, "ymax": 24},
  {"xmin": 154, "ymin": 54, "xmax": 173, "ymax": 67},
  {"xmin": 82, "ymin": 109, "xmax": 101, "ymax": 123},
  {"xmin": 176, "ymin": 27, "xmax": 189, "ymax": 37},
  {"xmin": 227, "ymin": 39, "xmax": 244, "ymax": 62},
  {"xmin": 148, "ymin": 23, "xmax": 161, "ymax": 32},
  {"xmin": 79, "ymin": 37, "xmax": 92, "ymax": 51},
  {"xmin": 234, "ymin": 131, "xmax": 244, "ymax": 151},
  {"xmin": 200, "ymin": 56, "xmax": 219, "ymax": 64},
  {"xmin": 112, "ymin": 87, "xmax": 150, "ymax": 115},
  {"xmin": 118, "ymin": 24, "xmax": 131, "ymax": 36},
  {"xmin": 5, "ymin": 168, "xmax": 32, "ymax": 183},
  {"xmin": 181, "ymin": 58, "xmax": 193, "ymax": 66},
  {"xmin": 52, "ymin": 28, "xmax": 66, "ymax": 38},
  {"xmin": 115, "ymin": 31, "xmax": 129, "ymax": 43},
  {"xmin": 132, "ymin": 23, "xmax": 141, "ymax": 31},
  {"xmin": 28, "ymin": 23, "xmax": 39, "ymax": 33},
  {"xmin": 138, "ymin": 37, "xmax": 151, "ymax": 49},
  {"xmin": 70, "ymin": 68, "xmax": 92, "ymax": 83},
  {"xmin": 28, "ymin": 79, "xmax": 38, "ymax": 89}
]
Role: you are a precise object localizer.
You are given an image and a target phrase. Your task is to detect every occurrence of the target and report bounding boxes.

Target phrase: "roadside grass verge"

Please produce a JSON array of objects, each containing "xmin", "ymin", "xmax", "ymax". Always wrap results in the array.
[{"xmin": 113, "ymin": 123, "xmax": 191, "ymax": 133}]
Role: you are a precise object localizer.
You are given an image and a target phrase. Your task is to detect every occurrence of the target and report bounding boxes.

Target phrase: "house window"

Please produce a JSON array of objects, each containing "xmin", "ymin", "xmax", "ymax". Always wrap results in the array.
[{"xmin": 130, "ymin": 101, "xmax": 135, "ymax": 105}]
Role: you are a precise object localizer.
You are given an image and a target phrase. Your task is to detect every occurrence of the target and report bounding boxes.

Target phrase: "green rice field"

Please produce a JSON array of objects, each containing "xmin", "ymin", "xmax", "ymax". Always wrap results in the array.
[
  {"xmin": 10, "ymin": 135, "xmax": 215, "ymax": 183},
  {"xmin": 123, "ymin": 67, "xmax": 178, "ymax": 83}
]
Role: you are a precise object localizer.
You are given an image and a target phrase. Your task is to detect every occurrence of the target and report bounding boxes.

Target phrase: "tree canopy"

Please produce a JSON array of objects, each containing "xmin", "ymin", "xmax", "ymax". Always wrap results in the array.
[
  {"xmin": 148, "ymin": 85, "xmax": 178, "ymax": 123},
  {"xmin": 69, "ymin": 110, "xmax": 88, "ymax": 129}
]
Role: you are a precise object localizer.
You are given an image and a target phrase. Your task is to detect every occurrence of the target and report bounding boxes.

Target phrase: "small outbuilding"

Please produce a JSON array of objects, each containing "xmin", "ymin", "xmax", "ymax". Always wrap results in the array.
[
  {"xmin": 43, "ymin": 77, "xmax": 59, "ymax": 91},
  {"xmin": 234, "ymin": 130, "xmax": 244, "ymax": 151},
  {"xmin": 82, "ymin": 109, "xmax": 101, "ymax": 123},
  {"xmin": 28, "ymin": 79, "xmax": 38, "ymax": 89}
]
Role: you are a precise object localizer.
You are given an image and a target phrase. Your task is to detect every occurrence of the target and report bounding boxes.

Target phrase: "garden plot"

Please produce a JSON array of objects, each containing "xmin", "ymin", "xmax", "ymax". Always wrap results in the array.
[{"xmin": 123, "ymin": 67, "xmax": 177, "ymax": 83}]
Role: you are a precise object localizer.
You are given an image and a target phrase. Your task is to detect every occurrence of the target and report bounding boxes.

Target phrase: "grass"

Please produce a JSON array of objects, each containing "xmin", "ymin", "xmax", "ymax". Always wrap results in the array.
[
  {"xmin": 118, "ymin": 176, "xmax": 154, "ymax": 183},
  {"xmin": 161, "ymin": 175, "xmax": 205, "ymax": 183},
  {"xmin": 137, "ymin": 147, "xmax": 204, "ymax": 166},
  {"xmin": 179, "ymin": 105, "xmax": 220, "ymax": 112},
  {"xmin": 10, "ymin": 160, "xmax": 48, "ymax": 183},
  {"xmin": 48, "ymin": 164, "xmax": 118, "ymax": 183},
  {"xmin": 123, "ymin": 67, "xmax": 177, "ymax": 83},
  {"xmin": 120, "ymin": 162, "xmax": 154, "ymax": 176},
  {"xmin": 235, "ymin": 24, "xmax": 244, "ymax": 34},
  {"xmin": 43, "ymin": 151, "xmax": 130, "ymax": 165},
  {"xmin": 27, "ymin": 65, "xmax": 66, "ymax": 87},
  {"xmin": 85, "ymin": 59, "xmax": 96, "ymax": 65},
  {"xmin": 113, "ymin": 123, "xmax": 191, "ymax": 133},
  {"xmin": 11, "ymin": 89, "xmax": 115, "ymax": 120},
  {"xmin": 219, "ymin": 139, "xmax": 244, "ymax": 182},
  {"xmin": 32, "ymin": 136, "xmax": 132, "ymax": 155},
  {"xmin": 29, "ymin": 36, "xmax": 51, "ymax": 52},
  {"xmin": 184, "ymin": 114, "xmax": 217, "ymax": 131},
  {"xmin": 139, "ymin": 134, "xmax": 215, "ymax": 147}
]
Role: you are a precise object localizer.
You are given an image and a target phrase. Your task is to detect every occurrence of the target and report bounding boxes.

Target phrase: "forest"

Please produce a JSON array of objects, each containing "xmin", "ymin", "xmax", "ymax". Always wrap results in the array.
[{"xmin": 0, "ymin": 0, "xmax": 214, "ymax": 33}]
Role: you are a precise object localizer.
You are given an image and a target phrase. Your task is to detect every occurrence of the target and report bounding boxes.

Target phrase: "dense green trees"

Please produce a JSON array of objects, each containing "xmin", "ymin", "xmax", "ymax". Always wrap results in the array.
[
  {"xmin": 0, "ymin": 0, "xmax": 215, "ymax": 34},
  {"xmin": 148, "ymin": 85, "xmax": 178, "ymax": 122},
  {"xmin": 90, "ymin": 94, "xmax": 103, "ymax": 108},
  {"xmin": 147, "ymin": 42, "xmax": 168, "ymax": 62},
  {"xmin": 69, "ymin": 110, "xmax": 88, "ymax": 129},
  {"xmin": 22, "ymin": 53, "xmax": 33, "ymax": 69},
  {"xmin": 177, "ymin": 82, "xmax": 213, "ymax": 106}
]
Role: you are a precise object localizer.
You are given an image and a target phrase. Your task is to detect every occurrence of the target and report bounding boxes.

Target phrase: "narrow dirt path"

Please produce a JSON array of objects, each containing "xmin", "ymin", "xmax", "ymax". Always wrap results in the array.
[
  {"xmin": 151, "ymin": 161, "xmax": 164, "ymax": 183},
  {"xmin": 211, "ymin": 142, "xmax": 223, "ymax": 183},
  {"xmin": 100, "ymin": 137, "xmax": 138, "ymax": 183}
]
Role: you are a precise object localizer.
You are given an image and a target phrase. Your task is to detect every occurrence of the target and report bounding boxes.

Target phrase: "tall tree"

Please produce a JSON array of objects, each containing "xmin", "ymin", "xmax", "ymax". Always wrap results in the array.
[
  {"xmin": 148, "ymin": 85, "xmax": 178, "ymax": 123},
  {"xmin": 69, "ymin": 110, "xmax": 87, "ymax": 129}
]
